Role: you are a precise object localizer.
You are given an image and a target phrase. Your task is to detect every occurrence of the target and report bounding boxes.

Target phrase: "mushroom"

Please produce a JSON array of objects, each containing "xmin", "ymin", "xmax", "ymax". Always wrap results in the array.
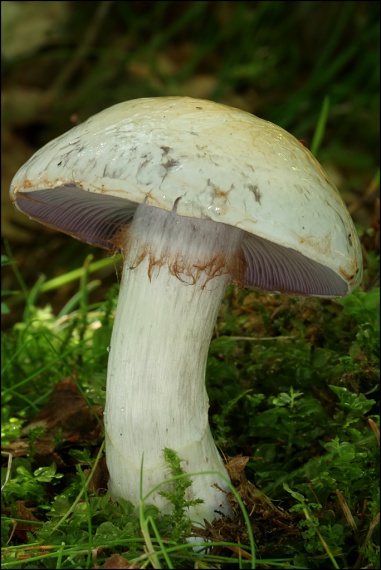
[{"xmin": 10, "ymin": 97, "xmax": 362, "ymax": 523}]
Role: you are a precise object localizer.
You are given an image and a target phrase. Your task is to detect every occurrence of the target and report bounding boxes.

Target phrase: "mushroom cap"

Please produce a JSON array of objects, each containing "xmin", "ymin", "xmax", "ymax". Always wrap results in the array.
[{"xmin": 10, "ymin": 96, "xmax": 362, "ymax": 297}]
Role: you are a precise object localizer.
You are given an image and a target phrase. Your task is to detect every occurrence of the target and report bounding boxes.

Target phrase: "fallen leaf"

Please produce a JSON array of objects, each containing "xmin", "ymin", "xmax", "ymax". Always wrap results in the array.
[{"xmin": 102, "ymin": 553, "xmax": 141, "ymax": 569}]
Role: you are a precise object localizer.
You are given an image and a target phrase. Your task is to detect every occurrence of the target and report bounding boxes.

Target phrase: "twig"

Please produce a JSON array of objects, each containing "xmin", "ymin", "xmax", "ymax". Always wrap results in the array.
[
  {"xmin": 336, "ymin": 488, "xmax": 358, "ymax": 535},
  {"xmin": 1, "ymin": 451, "xmax": 13, "ymax": 492},
  {"xmin": 348, "ymin": 169, "xmax": 380, "ymax": 214},
  {"xmin": 40, "ymin": 1, "xmax": 113, "ymax": 111}
]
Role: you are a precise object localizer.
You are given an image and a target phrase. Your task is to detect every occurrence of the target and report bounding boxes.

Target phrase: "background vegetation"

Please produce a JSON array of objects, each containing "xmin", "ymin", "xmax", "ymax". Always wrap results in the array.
[{"xmin": 1, "ymin": 1, "xmax": 379, "ymax": 568}]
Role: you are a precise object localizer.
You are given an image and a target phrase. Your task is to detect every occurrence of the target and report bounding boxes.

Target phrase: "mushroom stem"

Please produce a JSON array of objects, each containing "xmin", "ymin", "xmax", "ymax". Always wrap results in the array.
[{"xmin": 105, "ymin": 201, "xmax": 244, "ymax": 522}]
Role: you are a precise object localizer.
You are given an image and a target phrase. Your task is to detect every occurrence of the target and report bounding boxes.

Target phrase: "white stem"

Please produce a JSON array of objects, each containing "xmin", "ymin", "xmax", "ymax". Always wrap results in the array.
[{"xmin": 104, "ymin": 202, "xmax": 244, "ymax": 523}]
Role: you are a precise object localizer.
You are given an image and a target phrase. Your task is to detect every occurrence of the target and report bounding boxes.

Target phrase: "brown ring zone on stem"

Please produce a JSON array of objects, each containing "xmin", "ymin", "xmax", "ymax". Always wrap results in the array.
[{"xmin": 112, "ymin": 223, "xmax": 247, "ymax": 289}]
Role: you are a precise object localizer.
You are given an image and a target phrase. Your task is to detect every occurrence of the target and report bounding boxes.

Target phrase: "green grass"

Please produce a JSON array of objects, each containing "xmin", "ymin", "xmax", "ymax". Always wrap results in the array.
[
  {"xmin": 1, "ymin": 1, "xmax": 380, "ymax": 568},
  {"xmin": 1, "ymin": 246, "xmax": 379, "ymax": 568}
]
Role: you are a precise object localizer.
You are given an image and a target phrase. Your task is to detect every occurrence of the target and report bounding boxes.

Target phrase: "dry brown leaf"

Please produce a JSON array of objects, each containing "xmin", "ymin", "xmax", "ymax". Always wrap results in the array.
[
  {"xmin": 23, "ymin": 376, "xmax": 103, "ymax": 444},
  {"xmin": 102, "ymin": 553, "xmax": 141, "ymax": 569},
  {"xmin": 14, "ymin": 501, "xmax": 41, "ymax": 536},
  {"xmin": 3, "ymin": 377, "xmax": 103, "ymax": 462}
]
